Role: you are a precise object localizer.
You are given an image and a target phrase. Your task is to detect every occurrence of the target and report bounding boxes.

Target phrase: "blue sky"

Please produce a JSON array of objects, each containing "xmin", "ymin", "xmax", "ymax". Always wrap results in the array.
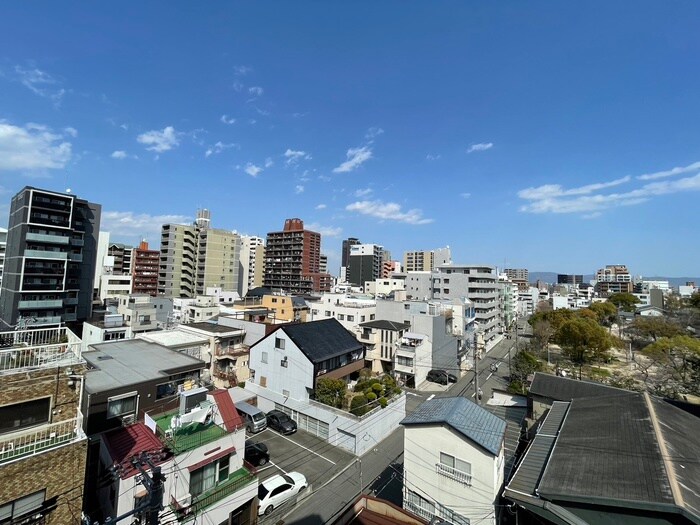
[{"xmin": 1, "ymin": 2, "xmax": 699, "ymax": 277}]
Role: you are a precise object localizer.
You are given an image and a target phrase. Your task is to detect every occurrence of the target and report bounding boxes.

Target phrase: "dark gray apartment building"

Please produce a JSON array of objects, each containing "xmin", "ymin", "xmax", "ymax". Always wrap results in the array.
[{"xmin": 0, "ymin": 186, "xmax": 101, "ymax": 329}]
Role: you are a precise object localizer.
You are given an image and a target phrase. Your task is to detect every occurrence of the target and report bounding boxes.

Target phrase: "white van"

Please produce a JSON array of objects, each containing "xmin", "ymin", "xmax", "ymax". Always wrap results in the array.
[{"xmin": 236, "ymin": 401, "xmax": 267, "ymax": 433}]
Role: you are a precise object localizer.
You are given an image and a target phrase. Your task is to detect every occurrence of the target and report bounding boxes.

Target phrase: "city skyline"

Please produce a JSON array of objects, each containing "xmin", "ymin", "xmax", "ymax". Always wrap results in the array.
[{"xmin": 1, "ymin": 3, "xmax": 700, "ymax": 276}]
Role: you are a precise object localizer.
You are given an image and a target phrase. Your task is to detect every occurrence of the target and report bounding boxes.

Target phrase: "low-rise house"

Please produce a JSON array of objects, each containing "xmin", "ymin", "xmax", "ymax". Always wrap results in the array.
[
  {"xmin": 358, "ymin": 320, "xmax": 411, "ymax": 375},
  {"xmin": 117, "ymin": 294, "xmax": 159, "ymax": 333},
  {"xmin": 401, "ymin": 397, "xmax": 506, "ymax": 525}
]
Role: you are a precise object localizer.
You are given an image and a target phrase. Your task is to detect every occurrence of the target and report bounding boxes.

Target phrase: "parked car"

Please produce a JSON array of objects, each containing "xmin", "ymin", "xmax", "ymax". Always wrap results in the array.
[
  {"xmin": 244, "ymin": 440, "xmax": 270, "ymax": 467},
  {"xmin": 266, "ymin": 410, "xmax": 298, "ymax": 434},
  {"xmin": 257, "ymin": 472, "xmax": 307, "ymax": 516},
  {"xmin": 426, "ymin": 369, "xmax": 457, "ymax": 385}
]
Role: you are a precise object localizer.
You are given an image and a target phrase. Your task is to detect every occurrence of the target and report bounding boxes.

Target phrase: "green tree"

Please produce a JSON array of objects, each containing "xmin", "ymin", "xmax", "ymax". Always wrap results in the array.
[
  {"xmin": 628, "ymin": 316, "xmax": 683, "ymax": 342},
  {"xmin": 690, "ymin": 292, "xmax": 700, "ymax": 310},
  {"xmin": 508, "ymin": 350, "xmax": 543, "ymax": 394},
  {"xmin": 350, "ymin": 394, "xmax": 369, "ymax": 416},
  {"xmin": 558, "ymin": 317, "xmax": 614, "ymax": 376},
  {"xmin": 531, "ymin": 319, "xmax": 555, "ymax": 355},
  {"xmin": 314, "ymin": 377, "xmax": 346, "ymax": 408},
  {"xmin": 587, "ymin": 301, "xmax": 618, "ymax": 326},
  {"xmin": 607, "ymin": 293, "xmax": 640, "ymax": 313},
  {"xmin": 643, "ymin": 336, "xmax": 700, "ymax": 397}
]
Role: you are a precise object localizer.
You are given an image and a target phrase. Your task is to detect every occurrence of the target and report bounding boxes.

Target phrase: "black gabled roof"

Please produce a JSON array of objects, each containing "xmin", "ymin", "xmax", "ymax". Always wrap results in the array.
[
  {"xmin": 282, "ymin": 318, "xmax": 363, "ymax": 364},
  {"xmin": 359, "ymin": 320, "xmax": 411, "ymax": 331},
  {"xmin": 529, "ymin": 372, "xmax": 628, "ymax": 401}
]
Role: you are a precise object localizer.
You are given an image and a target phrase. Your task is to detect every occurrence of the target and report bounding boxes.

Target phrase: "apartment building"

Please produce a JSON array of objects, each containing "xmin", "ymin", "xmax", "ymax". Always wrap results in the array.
[
  {"xmin": 131, "ymin": 240, "xmax": 159, "ymax": 296},
  {"xmin": 347, "ymin": 243, "xmax": 384, "ymax": 287},
  {"xmin": 0, "ymin": 227, "xmax": 7, "ymax": 292},
  {"xmin": 504, "ymin": 268, "xmax": 529, "ymax": 292},
  {"xmin": 557, "ymin": 274, "xmax": 583, "ymax": 285},
  {"xmin": 0, "ymin": 187, "xmax": 101, "ymax": 328},
  {"xmin": 107, "ymin": 242, "xmax": 133, "ymax": 275},
  {"xmin": 0, "ymin": 325, "xmax": 87, "ymax": 525},
  {"xmin": 240, "ymin": 235, "xmax": 265, "ymax": 296},
  {"xmin": 159, "ymin": 209, "xmax": 241, "ymax": 298},
  {"xmin": 595, "ymin": 264, "xmax": 633, "ymax": 295},
  {"xmin": 263, "ymin": 218, "xmax": 331, "ymax": 294},
  {"xmin": 403, "ymin": 247, "xmax": 451, "ymax": 272},
  {"xmin": 307, "ymin": 292, "xmax": 377, "ymax": 334}
]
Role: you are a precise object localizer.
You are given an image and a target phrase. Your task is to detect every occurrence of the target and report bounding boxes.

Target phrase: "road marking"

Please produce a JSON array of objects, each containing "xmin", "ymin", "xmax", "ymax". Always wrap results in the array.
[
  {"xmin": 426, "ymin": 394, "xmax": 435, "ymax": 401},
  {"xmin": 405, "ymin": 391, "xmax": 420, "ymax": 397},
  {"xmin": 275, "ymin": 432, "xmax": 336, "ymax": 465}
]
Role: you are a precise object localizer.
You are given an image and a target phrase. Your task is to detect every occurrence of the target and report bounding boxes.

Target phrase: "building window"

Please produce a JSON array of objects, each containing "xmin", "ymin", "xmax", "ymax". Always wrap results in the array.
[
  {"xmin": 337, "ymin": 314, "xmax": 345, "ymax": 320},
  {"xmin": 282, "ymin": 389, "xmax": 290, "ymax": 397},
  {"xmin": 189, "ymin": 454, "xmax": 231, "ymax": 497},
  {"xmin": 275, "ymin": 337, "xmax": 285, "ymax": 350},
  {"xmin": 0, "ymin": 397, "xmax": 51, "ymax": 435},
  {"xmin": 444, "ymin": 289, "xmax": 449, "ymax": 294},
  {"xmin": 0, "ymin": 490, "xmax": 46, "ymax": 524},
  {"xmin": 370, "ymin": 314, "xmax": 375, "ymax": 320},
  {"xmin": 261, "ymin": 352, "xmax": 268, "ymax": 364},
  {"xmin": 360, "ymin": 316, "xmax": 365, "ymax": 322},
  {"xmin": 347, "ymin": 315, "xmax": 354, "ymax": 322},
  {"xmin": 444, "ymin": 278, "xmax": 449, "ymax": 284},
  {"xmin": 271, "ymin": 298, "xmax": 277, "ymax": 303},
  {"xmin": 438, "ymin": 452, "xmax": 472, "ymax": 486},
  {"xmin": 107, "ymin": 393, "xmax": 138, "ymax": 419}
]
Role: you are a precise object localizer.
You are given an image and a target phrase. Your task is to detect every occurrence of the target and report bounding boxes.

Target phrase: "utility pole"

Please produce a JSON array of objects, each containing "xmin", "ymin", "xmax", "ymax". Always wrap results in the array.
[{"xmin": 474, "ymin": 334, "xmax": 480, "ymax": 405}]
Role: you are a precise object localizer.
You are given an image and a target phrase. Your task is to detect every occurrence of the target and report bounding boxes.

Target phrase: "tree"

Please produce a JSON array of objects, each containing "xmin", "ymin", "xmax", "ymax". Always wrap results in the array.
[
  {"xmin": 587, "ymin": 301, "xmax": 618, "ymax": 326},
  {"xmin": 531, "ymin": 319, "xmax": 555, "ymax": 355},
  {"xmin": 690, "ymin": 292, "xmax": 700, "ymax": 310},
  {"xmin": 508, "ymin": 350, "xmax": 543, "ymax": 394},
  {"xmin": 558, "ymin": 317, "xmax": 614, "ymax": 376},
  {"xmin": 350, "ymin": 394, "xmax": 369, "ymax": 416},
  {"xmin": 643, "ymin": 336, "xmax": 700, "ymax": 397},
  {"xmin": 607, "ymin": 292, "xmax": 640, "ymax": 313},
  {"xmin": 536, "ymin": 300, "xmax": 552, "ymax": 313},
  {"xmin": 314, "ymin": 377, "xmax": 346, "ymax": 409},
  {"xmin": 628, "ymin": 316, "xmax": 683, "ymax": 342}
]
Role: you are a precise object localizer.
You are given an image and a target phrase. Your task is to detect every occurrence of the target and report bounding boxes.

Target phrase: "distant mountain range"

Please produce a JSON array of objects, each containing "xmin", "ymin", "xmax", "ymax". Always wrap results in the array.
[{"xmin": 529, "ymin": 272, "xmax": 698, "ymax": 288}]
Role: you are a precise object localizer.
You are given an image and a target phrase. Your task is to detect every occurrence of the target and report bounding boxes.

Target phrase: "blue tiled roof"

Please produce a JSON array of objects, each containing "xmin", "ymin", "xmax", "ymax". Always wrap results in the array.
[{"xmin": 401, "ymin": 396, "xmax": 506, "ymax": 455}]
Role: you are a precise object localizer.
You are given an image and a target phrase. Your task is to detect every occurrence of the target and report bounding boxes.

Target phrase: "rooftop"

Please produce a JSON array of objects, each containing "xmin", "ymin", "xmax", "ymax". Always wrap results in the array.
[
  {"xmin": 401, "ymin": 396, "xmax": 506, "ymax": 456},
  {"xmin": 276, "ymin": 318, "xmax": 363, "ymax": 363},
  {"xmin": 103, "ymin": 422, "xmax": 170, "ymax": 479},
  {"xmin": 138, "ymin": 330, "xmax": 208, "ymax": 348},
  {"xmin": 181, "ymin": 322, "xmax": 245, "ymax": 335},
  {"xmin": 84, "ymin": 339, "xmax": 205, "ymax": 393},
  {"xmin": 528, "ymin": 371, "xmax": 627, "ymax": 402},
  {"xmin": 153, "ymin": 407, "xmax": 227, "ymax": 455},
  {"xmin": 0, "ymin": 326, "xmax": 82, "ymax": 376},
  {"xmin": 360, "ymin": 320, "xmax": 411, "ymax": 331}
]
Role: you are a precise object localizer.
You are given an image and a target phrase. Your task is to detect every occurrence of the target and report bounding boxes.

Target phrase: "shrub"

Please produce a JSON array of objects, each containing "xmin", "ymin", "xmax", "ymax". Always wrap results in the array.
[
  {"xmin": 366, "ymin": 392, "xmax": 377, "ymax": 401},
  {"xmin": 350, "ymin": 394, "xmax": 369, "ymax": 416},
  {"xmin": 381, "ymin": 375, "xmax": 397, "ymax": 388},
  {"xmin": 372, "ymin": 383, "xmax": 383, "ymax": 394},
  {"xmin": 379, "ymin": 397, "xmax": 388, "ymax": 408}
]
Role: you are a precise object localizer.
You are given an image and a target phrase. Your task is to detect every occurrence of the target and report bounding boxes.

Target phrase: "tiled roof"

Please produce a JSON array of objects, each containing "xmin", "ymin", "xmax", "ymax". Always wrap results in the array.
[
  {"xmin": 211, "ymin": 389, "xmax": 243, "ymax": 432},
  {"xmin": 103, "ymin": 422, "xmax": 167, "ymax": 479},
  {"xmin": 281, "ymin": 318, "xmax": 363, "ymax": 363},
  {"xmin": 401, "ymin": 396, "xmax": 506, "ymax": 456},
  {"xmin": 529, "ymin": 372, "xmax": 626, "ymax": 401},
  {"xmin": 359, "ymin": 320, "xmax": 411, "ymax": 331}
]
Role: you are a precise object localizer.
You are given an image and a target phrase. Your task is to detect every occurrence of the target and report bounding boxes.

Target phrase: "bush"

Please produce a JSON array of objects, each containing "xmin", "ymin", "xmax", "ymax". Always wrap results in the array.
[
  {"xmin": 381, "ymin": 375, "xmax": 397, "ymax": 388},
  {"xmin": 366, "ymin": 392, "xmax": 377, "ymax": 401},
  {"xmin": 379, "ymin": 397, "xmax": 388, "ymax": 408},
  {"xmin": 372, "ymin": 383, "xmax": 383, "ymax": 394},
  {"xmin": 350, "ymin": 394, "xmax": 369, "ymax": 416},
  {"xmin": 354, "ymin": 378, "xmax": 381, "ymax": 392}
]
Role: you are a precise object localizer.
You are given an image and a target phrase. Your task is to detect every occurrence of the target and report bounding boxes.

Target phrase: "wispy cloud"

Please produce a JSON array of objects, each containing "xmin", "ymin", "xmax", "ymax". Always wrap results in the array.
[
  {"xmin": 137, "ymin": 126, "xmax": 180, "ymax": 153},
  {"xmin": 220, "ymin": 115, "xmax": 236, "ymax": 125},
  {"xmin": 354, "ymin": 187, "xmax": 373, "ymax": 198},
  {"xmin": 295, "ymin": 185, "xmax": 304, "ymax": 194},
  {"xmin": 111, "ymin": 150, "xmax": 128, "ymax": 160},
  {"xmin": 637, "ymin": 160, "xmax": 700, "ymax": 181},
  {"xmin": 264, "ymin": 157, "xmax": 274, "ymax": 168},
  {"xmin": 460, "ymin": 192, "xmax": 471, "ymax": 199},
  {"xmin": 467, "ymin": 142, "xmax": 493, "ymax": 154},
  {"xmin": 0, "ymin": 121, "xmax": 72, "ymax": 171},
  {"xmin": 306, "ymin": 222, "xmax": 342, "ymax": 237},
  {"xmin": 518, "ymin": 169, "xmax": 700, "ymax": 215},
  {"xmin": 284, "ymin": 148, "xmax": 311, "ymax": 165},
  {"xmin": 365, "ymin": 127, "xmax": 384, "ymax": 140},
  {"xmin": 234, "ymin": 65, "xmax": 252, "ymax": 76},
  {"xmin": 333, "ymin": 146, "xmax": 373, "ymax": 173},
  {"xmin": 101, "ymin": 211, "xmax": 190, "ymax": 241},
  {"xmin": 63, "ymin": 127, "xmax": 78, "ymax": 138},
  {"xmin": 315, "ymin": 204, "xmax": 327, "ymax": 210},
  {"xmin": 205, "ymin": 141, "xmax": 238, "ymax": 158},
  {"xmin": 426, "ymin": 154, "xmax": 440, "ymax": 161},
  {"xmin": 248, "ymin": 86, "xmax": 264, "ymax": 97},
  {"xmin": 233, "ymin": 81, "xmax": 244, "ymax": 92},
  {"xmin": 346, "ymin": 200, "xmax": 433, "ymax": 225},
  {"xmin": 244, "ymin": 163, "xmax": 263, "ymax": 177},
  {"xmin": 14, "ymin": 65, "xmax": 66, "ymax": 107}
]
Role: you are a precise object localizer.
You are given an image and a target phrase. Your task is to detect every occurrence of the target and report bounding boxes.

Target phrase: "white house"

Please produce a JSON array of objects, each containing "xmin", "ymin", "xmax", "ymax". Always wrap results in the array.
[
  {"xmin": 401, "ymin": 396, "xmax": 506, "ymax": 525},
  {"xmin": 306, "ymin": 292, "xmax": 377, "ymax": 336}
]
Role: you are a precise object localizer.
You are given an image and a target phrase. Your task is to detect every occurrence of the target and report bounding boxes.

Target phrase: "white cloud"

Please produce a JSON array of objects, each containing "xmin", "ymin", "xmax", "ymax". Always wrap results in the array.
[
  {"xmin": 426, "ymin": 154, "xmax": 440, "ymax": 161},
  {"xmin": 220, "ymin": 115, "xmax": 236, "ymax": 125},
  {"xmin": 244, "ymin": 163, "xmax": 263, "ymax": 177},
  {"xmin": 295, "ymin": 185, "xmax": 304, "ymax": 194},
  {"xmin": 264, "ymin": 157, "xmax": 274, "ymax": 168},
  {"xmin": 233, "ymin": 81, "xmax": 244, "ymax": 92},
  {"xmin": 63, "ymin": 127, "xmax": 78, "ymax": 137},
  {"xmin": 101, "ymin": 211, "xmax": 190, "ymax": 240},
  {"xmin": 111, "ymin": 150, "xmax": 128, "ymax": 159},
  {"xmin": 248, "ymin": 86, "xmax": 264, "ymax": 97},
  {"xmin": 333, "ymin": 146, "xmax": 373, "ymax": 173},
  {"xmin": 234, "ymin": 65, "xmax": 252, "ymax": 76},
  {"xmin": 137, "ymin": 126, "xmax": 180, "ymax": 153},
  {"xmin": 305, "ymin": 222, "xmax": 342, "ymax": 237},
  {"xmin": 518, "ymin": 172, "xmax": 700, "ymax": 215},
  {"xmin": 0, "ymin": 121, "xmax": 72, "ymax": 171},
  {"xmin": 365, "ymin": 127, "xmax": 384, "ymax": 140},
  {"xmin": 467, "ymin": 142, "xmax": 493, "ymax": 153},
  {"xmin": 354, "ymin": 187, "xmax": 373, "ymax": 198},
  {"xmin": 315, "ymin": 204, "xmax": 327, "ymax": 210},
  {"xmin": 205, "ymin": 141, "xmax": 238, "ymax": 158},
  {"xmin": 460, "ymin": 192, "xmax": 471, "ymax": 199},
  {"xmin": 637, "ymin": 160, "xmax": 700, "ymax": 181},
  {"xmin": 14, "ymin": 65, "xmax": 66, "ymax": 106},
  {"xmin": 284, "ymin": 148, "xmax": 311, "ymax": 165},
  {"xmin": 346, "ymin": 200, "xmax": 433, "ymax": 225}
]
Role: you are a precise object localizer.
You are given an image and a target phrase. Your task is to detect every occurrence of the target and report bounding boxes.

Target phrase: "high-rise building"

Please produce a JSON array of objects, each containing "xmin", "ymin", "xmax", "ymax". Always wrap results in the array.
[
  {"xmin": 319, "ymin": 253, "xmax": 328, "ymax": 274},
  {"xmin": 504, "ymin": 268, "xmax": 529, "ymax": 292},
  {"xmin": 347, "ymin": 243, "xmax": 384, "ymax": 287},
  {"xmin": 264, "ymin": 218, "xmax": 330, "ymax": 294},
  {"xmin": 0, "ymin": 187, "xmax": 101, "ymax": 328},
  {"xmin": 159, "ymin": 209, "xmax": 241, "ymax": 298},
  {"xmin": 557, "ymin": 274, "xmax": 583, "ymax": 285},
  {"xmin": 240, "ymin": 235, "xmax": 265, "ymax": 296},
  {"xmin": 341, "ymin": 237, "xmax": 360, "ymax": 268},
  {"xmin": 403, "ymin": 246, "xmax": 452, "ymax": 272},
  {"xmin": 131, "ymin": 240, "xmax": 159, "ymax": 296},
  {"xmin": 0, "ymin": 227, "xmax": 7, "ymax": 292},
  {"xmin": 107, "ymin": 242, "xmax": 133, "ymax": 275},
  {"xmin": 595, "ymin": 264, "xmax": 633, "ymax": 295}
]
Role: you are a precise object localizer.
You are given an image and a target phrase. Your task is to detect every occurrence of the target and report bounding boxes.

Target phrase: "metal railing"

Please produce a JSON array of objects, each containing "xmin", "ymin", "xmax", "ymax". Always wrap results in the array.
[
  {"xmin": 0, "ymin": 326, "xmax": 82, "ymax": 374},
  {"xmin": 179, "ymin": 468, "xmax": 255, "ymax": 520},
  {"xmin": 0, "ymin": 413, "xmax": 84, "ymax": 465},
  {"xmin": 435, "ymin": 462, "xmax": 472, "ymax": 486}
]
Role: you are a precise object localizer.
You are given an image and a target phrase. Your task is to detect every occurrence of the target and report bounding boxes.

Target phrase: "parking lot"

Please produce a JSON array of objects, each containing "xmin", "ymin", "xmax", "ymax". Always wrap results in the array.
[{"xmin": 247, "ymin": 427, "xmax": 356, "ymax": 521}]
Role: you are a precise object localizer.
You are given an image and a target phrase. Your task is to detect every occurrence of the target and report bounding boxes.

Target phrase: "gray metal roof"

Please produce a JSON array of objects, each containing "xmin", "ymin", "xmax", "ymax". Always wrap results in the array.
[
  {"xmin": 401, "ymin": 396, "xmax": 506, "ymax": 456},
  {"xmin": 84, "ymin": 339, "xmax": 205, "ymax": 393},
  {"xmin": 529, "ymin": 372, "xmax": 627, "ymax": 401},
  {"xmin": 359, "ymin": 320, "xmax": 411, "ymax": 331},
  {"xmin": 484, "ymin": 404, "xmax": 527, "ymax": 482}
]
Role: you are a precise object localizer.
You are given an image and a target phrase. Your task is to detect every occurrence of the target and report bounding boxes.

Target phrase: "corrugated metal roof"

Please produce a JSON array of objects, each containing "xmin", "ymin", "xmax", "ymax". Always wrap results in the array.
[
  {"xmin": 529, "ymin": 372, "xmax": 626, "ymax": 402},
  {"xmin": 401, "ymin": 396, "xmax": 506, "ymax": 456}
]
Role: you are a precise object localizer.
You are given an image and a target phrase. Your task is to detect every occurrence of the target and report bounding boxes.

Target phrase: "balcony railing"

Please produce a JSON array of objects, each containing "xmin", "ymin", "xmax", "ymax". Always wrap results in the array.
[
  {"xmin": 0, "ymin": 413, "xmax": 85, "ymax": 465},
  {"xmin": 25, "ymin": 250, "xmax": 67, "ymax": 260},
  {"xmin": 25, "ymin": 233, "xmax": 70, "ymax": 245},
  {"xmin": 436, "ymin": 462, "xmax": 472, "ymax": 486},
  {"xmin": 175, "ymin": 467, "xmax": 256, "ymax": 521},
  {"xmin": 0, "ymin": 326, "xmax": 82, "ymax": 375},
  {"xmin": 18, "ymin": 299, "xmax": 63, "ymax": 309}
]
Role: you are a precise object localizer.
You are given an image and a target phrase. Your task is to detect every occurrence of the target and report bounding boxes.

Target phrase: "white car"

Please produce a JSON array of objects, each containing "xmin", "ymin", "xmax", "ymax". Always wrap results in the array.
[{"xmin": 257, "ymin": 471, "xmax": 308, "ymax": 516}]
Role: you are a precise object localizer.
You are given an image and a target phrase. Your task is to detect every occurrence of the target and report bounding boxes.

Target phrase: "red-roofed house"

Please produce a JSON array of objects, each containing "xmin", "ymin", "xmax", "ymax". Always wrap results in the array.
[{"xmin": 97, "ymin": 389, "xmax": 258, "ymax": 525}]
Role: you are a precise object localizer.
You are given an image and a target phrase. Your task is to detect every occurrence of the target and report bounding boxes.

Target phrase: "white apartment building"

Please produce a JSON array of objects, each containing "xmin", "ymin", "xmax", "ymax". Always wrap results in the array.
[
  {"xmin": 307, "ymin": 292, "xmax": 377, "ymax": 335},
  {"xmin": 364, "ymin": 277, "xmax": 406, "ymax": 296},
  {"xmin": 240, "ymin": 235, "xmax": 265, "ymax": 296},
  {"xmin": 117, "ymin": 294, "xmax": 158, "ymax": 333}
]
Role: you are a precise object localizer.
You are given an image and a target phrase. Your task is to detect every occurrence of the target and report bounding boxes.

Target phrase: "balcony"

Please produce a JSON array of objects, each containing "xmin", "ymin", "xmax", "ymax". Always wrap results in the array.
[
  {"xmin": 68, "ymin": 253, "xmax": 83, "ymax": 262},
  {"xmin": 0, "ymin": 412, "xmax": 84, "ymax": 466},
  {"xmin": 0, "ymin": 326, "xmax": 82, "ymax": 375},
  {"xmin": 152, "ymin": 410, "xmax": 228, "ymax": 455},
  {"xmin": 316, "ymin": 357, "xmax": 365, "ymax": 381},
  {"xmin": 174, "ymin": 467, "xmax": 256, "ymax": 522},
  {"xmin": 394, "ymin": 362, "xmax": 414, "ymax": 375},
  {"xmin": 435, "ymin": 462, "xmax": 472, "ymax": 486},
  {"xmin": 25, "ymin": 250, "xmax": 67, "ymax": 260},
  {"xmin": 18, "ymin": 299, "xmax": 63, "ymax": 309},
  {"xmin": 25, "ymin": 233, "xmax": 70, "ymax": 245}
]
